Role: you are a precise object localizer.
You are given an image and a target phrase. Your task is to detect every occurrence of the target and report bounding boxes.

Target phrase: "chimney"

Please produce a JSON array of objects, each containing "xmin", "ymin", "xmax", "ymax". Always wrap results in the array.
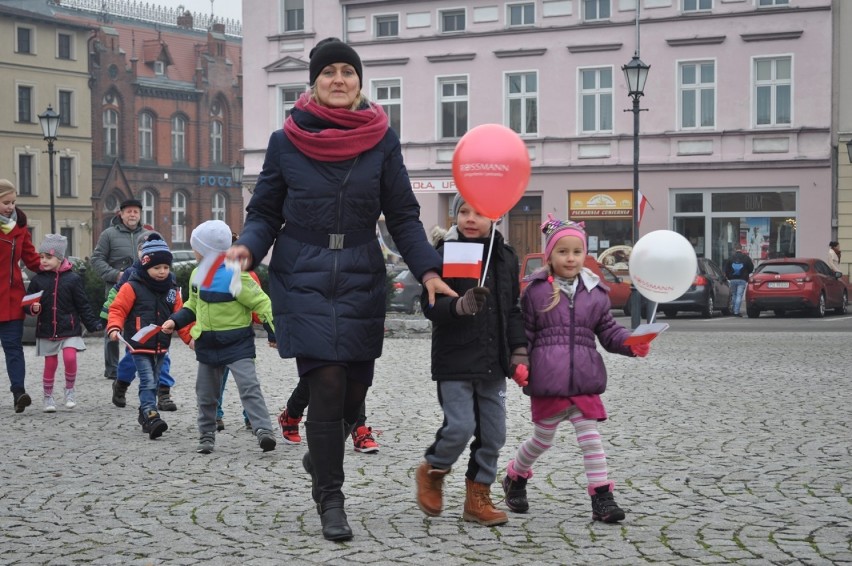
[
  {"xmin": 213, "ymin": 23, "xmax": 225, "ymax": 34},
  {"xmin": 177, "ymin": 11, "xmax": 193, "ymax": 29}
]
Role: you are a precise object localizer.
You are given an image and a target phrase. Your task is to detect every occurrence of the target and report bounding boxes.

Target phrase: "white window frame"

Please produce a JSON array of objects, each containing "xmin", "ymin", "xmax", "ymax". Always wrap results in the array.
[
  {"xmin": 212, "ymin": 192, "xmax": 227, "ymax": 222},
  {"xmin": 582, "ymin": 0, "xmax": 611, "ymax": 22},
  {"xmin": 279, "ymin": 85, "xmax": 306, "ymax": 124},
  {"xmin": 103, "ymin": 109, "xmax": 119, "ymax": 157},
  {"xmin": 15, "ymin": 24, "xmax": 35, "ymax": 54},
  {"xmin": 374, "ymin": 13, "xmax": 400, "ymax": 38},
  {"xmin": 757, "ymin": 0, "xmax": 788, "ymax": 7},
  {"xmin": 154, "ymin": 61, "xmax": 165, "ymax": 76},
  {"xmin": 17, "ymin": 83, "xmax": 35, "ymax": 123},
  {"xmin": 141, "ymin": 189, "xmax": 156, "ymax": 229},
  {"xmin": 210, "ymin": 120, "xmax": 223, "ymax": 165},
  {"xmin": 57, "ymin": 30, "xmax": 75, "ymax": 60},
  {"xmin": 58, "ymin": 154, "xmax": 75, "ymax": 198},
  {"xmin": 683, "ymin": 0, "xmax": 713, "ymax": 12},
  {"xmin": 16, "ymin": 151, "xmax": 35, "ymax": 196},
  {"xmin": 372, "ymin": 79, "xmax": 403, "ymax": 137},
  {"xmin": 280, "ymin": 0, "xmax": 305, "ymax": 32},
  {"xmin": 171, "ymin": 115, "xmax": 186, "ymax": 163},
  {"xmin": 505, "ymin": 71, "xmax": 538, "ymax": 136},
  {"xmin": 139, "ymin": 111, "xmax": 154, "ymax": 160},
  {"xmin": 753, "ymin": 55, "xmax": 793, "ymax": 128},
  {"xmin": 578, "ymin": 66, "xmax": 613, "ymax": 134},
  {"xmin": 678, "ymin": 59, "xmax": 716, "ymax": 130},
  {"xmin": 171, "ymin": 191, "xmax": 187, "ymax": 244},
  {"xmin": 58, "ymin": 89, "xmax": 74, "ymax": 127},
  {"xmin": 439, "ymin": 8, "xmax": 466, "ymax": 33},
  {"xmin": 437, "ymin": 75, "xmax": 469, "ymax": 140},
  {"xmin": 507, "ymin": 2, "xmax": 535, "ymax": 27}
]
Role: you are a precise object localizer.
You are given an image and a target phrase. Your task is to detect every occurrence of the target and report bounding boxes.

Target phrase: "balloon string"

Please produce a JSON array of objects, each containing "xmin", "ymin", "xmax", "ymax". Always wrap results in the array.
[{"xmin": 479, "ymin": 222, "xmax": 497, "ymax": 287}]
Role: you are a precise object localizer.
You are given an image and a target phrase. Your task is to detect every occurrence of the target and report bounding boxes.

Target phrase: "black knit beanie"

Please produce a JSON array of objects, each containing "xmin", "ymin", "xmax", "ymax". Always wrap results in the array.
[{"xmin": 309, "ymin": 38, "xmax": 362, "ymax": 88}]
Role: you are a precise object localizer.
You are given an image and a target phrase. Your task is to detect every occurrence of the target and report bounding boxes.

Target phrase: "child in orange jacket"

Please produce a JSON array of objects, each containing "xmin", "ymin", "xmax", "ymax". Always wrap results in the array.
[{"xmin": 106, "ymin": 236, "xmax": 190, "ymax": 439}]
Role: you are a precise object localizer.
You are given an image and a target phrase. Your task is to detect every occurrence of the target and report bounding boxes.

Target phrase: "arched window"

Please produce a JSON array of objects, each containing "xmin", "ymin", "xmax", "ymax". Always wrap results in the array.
[
  {"xmin": 212, "ymin": 191, "xmax": 227, "ymax": 222},
  {"xmin": 210, "ymin": 120, "xmax": 223, "ymax": 165},
  {"xmin": 103, "ymin": 109, "xmax": 119, "ymax": 157},
  {"xmin": 171, "ymin": 191, "xmax": 187, "ymax": 244},
  {"xmin": 139, "ymin": 111, "xmax": 154, "ymax": 160},
  {"xmin": 171, "ymin": 115, "xmax": 186, "ymax": 163},
  {"xmin": 141, "ymin": 189, "xmax": 156, "ymax": 228}
]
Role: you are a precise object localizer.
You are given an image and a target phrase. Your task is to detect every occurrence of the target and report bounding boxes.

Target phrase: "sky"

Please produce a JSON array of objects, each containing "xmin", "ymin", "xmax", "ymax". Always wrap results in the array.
[{"xmin": 176, "ymin": 0, "xmax": 241, "ymax": 23}]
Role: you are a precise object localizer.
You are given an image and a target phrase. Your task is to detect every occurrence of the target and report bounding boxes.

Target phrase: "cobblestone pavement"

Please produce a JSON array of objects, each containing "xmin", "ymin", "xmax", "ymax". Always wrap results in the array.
[{"xmin": 1, "ymin": 329, "xmax": 850, "ymax": 565}]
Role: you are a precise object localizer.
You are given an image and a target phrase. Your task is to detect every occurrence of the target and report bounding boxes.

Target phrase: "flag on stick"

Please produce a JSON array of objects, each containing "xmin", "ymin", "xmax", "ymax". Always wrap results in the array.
[
  {"xmin": 443, "ymin": 242, "xmax": 484, "ymax": 279},
  {"xmin": 21, "ymin": 291, "xmax": 43, "ymax": 307},
  {"xmin": 131, "ymin": 324, "xmax": 161, "ymax": 343}
]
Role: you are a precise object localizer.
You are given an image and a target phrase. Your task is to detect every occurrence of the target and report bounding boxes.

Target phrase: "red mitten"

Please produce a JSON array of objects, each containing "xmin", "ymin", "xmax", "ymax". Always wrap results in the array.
[
  {"xmin": 512, "ymin": 364, "xmax": 529, "ymax": 387},
  {"xmin": 630, "ymin": 343, "xmax": 650, "ymax": 357}
]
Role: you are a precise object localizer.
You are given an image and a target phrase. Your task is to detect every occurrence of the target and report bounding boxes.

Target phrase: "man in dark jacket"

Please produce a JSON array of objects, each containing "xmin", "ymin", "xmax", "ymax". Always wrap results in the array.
[{"xmin": 723, "ymin": 244, "xmax": 754, "ymax": 317}]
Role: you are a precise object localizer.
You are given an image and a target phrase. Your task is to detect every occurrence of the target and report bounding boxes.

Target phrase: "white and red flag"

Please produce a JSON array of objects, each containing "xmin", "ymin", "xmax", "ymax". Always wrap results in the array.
[
  {"xmin": 21, "ymin": 291, "xmax": 43, "ymax": 307},
  {"xmin": 638, "ymin": 191, "xmax": 650, "ymax": 225},
  {"xmin": 443, "ymin": 242, "xmax": 484, "ymax": 279},
  {"xmin": 131, "ymin": 324, "xmax": 162, "ymax": 343}
]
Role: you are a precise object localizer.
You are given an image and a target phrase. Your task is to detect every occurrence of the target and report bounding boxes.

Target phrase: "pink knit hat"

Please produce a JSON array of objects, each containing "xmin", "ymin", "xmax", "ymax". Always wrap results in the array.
[{"xmin": 541, "ymin": 213, "xmax": 586, "ymax": 260}]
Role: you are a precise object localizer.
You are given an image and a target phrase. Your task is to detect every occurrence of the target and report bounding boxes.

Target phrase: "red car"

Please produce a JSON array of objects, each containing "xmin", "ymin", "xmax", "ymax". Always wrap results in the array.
[
  {"xmin": 519, "ymin": 253, "xmax": 633, "ymax": 315},
  {"xmin": 745, "ymin": 257, "xmax": 848, "ymax": 318}
]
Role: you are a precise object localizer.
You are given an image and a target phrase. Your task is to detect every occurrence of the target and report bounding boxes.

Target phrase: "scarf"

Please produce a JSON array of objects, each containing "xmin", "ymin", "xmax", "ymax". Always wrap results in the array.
[
  {"xmin": 0, "ymin": 209, "xmax": 17, "ymax": 235},
  {"xmin": 283, "ymin": 92, "xmax": 388, "ymax": 161},
  {"xmin": 136, "ymin": 268, "xmax": 177, "ymax": 295}
]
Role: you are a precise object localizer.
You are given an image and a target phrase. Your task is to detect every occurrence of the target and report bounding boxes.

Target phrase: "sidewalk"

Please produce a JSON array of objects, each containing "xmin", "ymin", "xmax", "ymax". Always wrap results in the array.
[{"xmin": 1, "ymin": 331, "xmax": 850, "ymax": 564}]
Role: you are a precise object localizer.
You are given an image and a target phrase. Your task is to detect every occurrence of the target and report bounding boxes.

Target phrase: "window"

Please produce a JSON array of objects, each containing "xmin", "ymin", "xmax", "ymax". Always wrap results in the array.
[
  {"xmin": 210, "ymin": 120, "xmax": 223, "ymax": 165},
  {"xmin": 171, "ymin": 192, "xmax": 187, "ymax": 244},
  {"xmin": 280, "ymin": 86, "xmax": 303, "ymax": 119},
  {"xmin": 18, "ymin": 154, "xmax": 33, "ymax": 196},
  {"xmin": 104, "ymin": 109, "xmax": 119, "ymax": 157},
  {"xmin": 507, "ymin": 72, "xmax": 538, "ymax": 135},
  {"xmin": 441, "ymin": 9, "xmax": 465, "ymax": 33},
  {"xmin": 212, "ymin": 192, "xmax": 227, "ymax": 222},
  {"xmin": 580, "ymin": 67, "xmax": 613, "ymax": 133},
  {"xmin": 683, "ymin": 0, "xmax": 712, "ymax": 11},
  {"xmin": 59, "ymin": 157, "xmax": 73, "ymax": 197},
  {"xmin": 18, "ymin": 86, "xmax": 32, "ymax": 123},
  {"xmin": 171, "ymin": 116, "xmax": 186, "ymax": 163},
  {"xmin": 375, "ymin": 15, "xmax": 399, "ymax": 37},
  {"xmin": 139, "ymin": 112, "xmax": 154, "ymax": 160},
  {"xmin": 282, "ymin": 0, "xmax": 304, "ymax": 32},
  {"xmin": 754, "ymin": 56, "xmax": 791, "ymax": 127},
  {"xmin": 154, "ymin": 61, "xmax": 165, "ymax": 76},
  {"xmin": 680, "ymin": 61, "xmax": 715, "ymax": 129},
  {"xmin": 141, "ymin": 189, "xmax": 156, "ymax": 228},
  {"xmin": 508, "ymin": 3, "xmax": 535, "ymax": 26},
  {"xmin": 373, "ymin": 80, "xmax": 402, "ymax": 136},
  {"xmin": 583, "ymin": 0, "xmax": 611, "ymax": 21},
  {"xmin": 59, "ymin": 90, "xmax": 72, "ymax": 127},
  {"xmin": 758, "ymin": 0, "xmax": 788, "ymax": 6},
  {"xmin": 439, "ymin": 77, "xmax": 468, "ymax": 139},
  {"xmin": 17, "ymin": 27, "xmax": 32, "ymax": 54},
  {"xmin": 58, "ymin": 33, "xmax": 72, "ymax": 59},
  {"xmin": 60, "ymin": 227, "xmax": 74, "ymax": 257}
]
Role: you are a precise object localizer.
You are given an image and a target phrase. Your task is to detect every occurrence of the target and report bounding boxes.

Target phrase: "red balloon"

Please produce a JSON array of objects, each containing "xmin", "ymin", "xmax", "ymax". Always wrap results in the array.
[{"xmin": 452, "ymin": 124, "xmax": 531, "ymax": 220}]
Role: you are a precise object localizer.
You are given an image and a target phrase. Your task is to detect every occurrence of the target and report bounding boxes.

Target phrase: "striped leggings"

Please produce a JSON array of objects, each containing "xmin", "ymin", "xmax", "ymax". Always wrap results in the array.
[{"xmin": 512, "ymin": 405, "xmax": 608, "ymax": 488}]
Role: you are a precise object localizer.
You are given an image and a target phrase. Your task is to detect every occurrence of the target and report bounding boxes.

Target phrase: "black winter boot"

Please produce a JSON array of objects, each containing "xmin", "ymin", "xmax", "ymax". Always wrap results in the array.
[
  {"xmin": 138, "ymin": 407, "xmax": 168, "ymax": 440},
  {"xmin": 304, "ymin": 420, "xmax": 352, "ymax": 541},
  {"xmin": 303, "ymin": 421, "xmax": 355, "ymax": 504},
  {"xmin": 112, "ymin": 380, "xmax": 130, "ymax": 408},
  {"xmin": 157, "ymin": 386, "xmax": 177, "ymax": 412},
  {"xmin": 590, "ymin": 484, "xmax": 625, "ymax": 523},
  {"xmin": 501, "ymin": 474, "xmax": 529, "ymax": 513}
]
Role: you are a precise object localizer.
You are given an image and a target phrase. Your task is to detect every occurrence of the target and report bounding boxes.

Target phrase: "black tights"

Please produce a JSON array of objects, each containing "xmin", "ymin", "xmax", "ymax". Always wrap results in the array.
[{"xmin": 304, "ymin": 364, "xmax": 369, "ymax": 425}]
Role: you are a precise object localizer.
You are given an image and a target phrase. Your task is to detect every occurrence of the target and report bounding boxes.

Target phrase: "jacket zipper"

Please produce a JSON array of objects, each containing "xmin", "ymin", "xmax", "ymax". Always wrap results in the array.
[
  {"xmin": 569, "ymin": 293, "xmax": 575, "ymax": 384},
  {"xmin": 52, "ymin": 270, "xmax": 60, "ymax": 338},
  {"xmin": 329, "ymin": 156, "xmax": 360, "ymax": 349}
]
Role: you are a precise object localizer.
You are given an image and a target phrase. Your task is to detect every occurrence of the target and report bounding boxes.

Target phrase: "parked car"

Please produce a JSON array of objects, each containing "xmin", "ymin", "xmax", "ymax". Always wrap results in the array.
[
  {"xmin": 745, "ymin": 257, "xmax": 848, "ymax": 318},
  {"xmin": 171, "ymin": 249, "xmax": 197, "ymax": 269},
  {"xmin": 519, "ymin": 253, "xmax": 635, "ymax": 315},
  {"xmin": 659, "ymin": 257, "xmax": 732, "ymax": 318},
  {"xmin": 387, "ymin": 269, "xmax": 423, "ymax": 315}
]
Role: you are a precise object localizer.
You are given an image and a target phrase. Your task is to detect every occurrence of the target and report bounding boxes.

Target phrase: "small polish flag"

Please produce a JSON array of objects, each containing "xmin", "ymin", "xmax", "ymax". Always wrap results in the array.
[
  {"xmin": 638, "ymin": 191, "xmax": 650, "ymax": 225},
  {"xmin": 131, "ymin": 324, "xmax": 161, "ymax": 343},
  {"xmin": 443, "ymin": 242, "xmax": 484, "ymax": 279},
  {"xmin": 21, "ymin": 291, "xmax": 43, "ymax": 307},
  {"xmin": 192, "ymin": 253, "xmax": 227, "ymax": 289}
]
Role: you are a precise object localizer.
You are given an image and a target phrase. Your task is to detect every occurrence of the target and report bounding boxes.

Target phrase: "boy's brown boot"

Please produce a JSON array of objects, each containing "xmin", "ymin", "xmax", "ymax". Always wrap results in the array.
[
  {"xmin": 415, "ymin": 461, "xmax": 449, "ymax": 516},
  {"xmin": 463, "ymin": 478, "xmax": 508, "ymax": 526}
]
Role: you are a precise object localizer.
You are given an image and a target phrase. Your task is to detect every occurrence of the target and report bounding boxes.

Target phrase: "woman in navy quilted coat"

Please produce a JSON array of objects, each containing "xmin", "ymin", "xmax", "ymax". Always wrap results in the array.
[{"xmin": 227, "ymin": 38, "xmax": 454, "ymax": 542}]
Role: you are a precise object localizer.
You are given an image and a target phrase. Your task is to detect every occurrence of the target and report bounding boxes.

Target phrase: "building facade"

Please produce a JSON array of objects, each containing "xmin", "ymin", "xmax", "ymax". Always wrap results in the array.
[
  {"xmin": 244, "ymin": 0, "xmax": 833, "ymax": 269},
  {"xmin": 832, "ymin": 0, "xmax": 852, "ymax": 277},
  {"xmin": 0, "ymin": 3, "xmax": 93, "ymax": 257}
]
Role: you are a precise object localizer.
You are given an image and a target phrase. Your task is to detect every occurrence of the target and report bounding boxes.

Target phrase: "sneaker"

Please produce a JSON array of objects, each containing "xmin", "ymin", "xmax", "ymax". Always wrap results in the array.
[
  {"xmin": 277, "ymin": 409, "xmax": 302, "ymax": 444},
  {"xmin": 64, "ymin": 388, "xmax": 76, "ymax": 409},
  {"xmin": 216, "ymin": 418, "xmax": 225, "ymax": 432},
  {"xmin": 257, "ymin": 429, "xmax": 276, "ymax": 452},
  {"xmin": 590, "ymin": 484, "xmax": 626, "ymax": 523},
  {"xmin": 14, "ymin": 392, "xmax": 31, "ymax": 413},
  {"xmin": 352, "ymin": 425, "xmax": 379, "ymax": 453},
  {"xmin": 43, "ymin": 395, "xmax": 57, "ymax": 413},
  {"xmin": 197, "ymin": 433, "xmax": 215, "ymax": 454}
]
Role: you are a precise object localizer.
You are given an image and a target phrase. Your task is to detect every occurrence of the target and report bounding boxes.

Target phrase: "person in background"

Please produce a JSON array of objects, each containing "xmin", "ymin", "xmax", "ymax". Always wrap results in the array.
[
  {"xmin": 723, "ymin": 244, "xmax": 754, "ymax": 318},
  {"xmin": 828, "ymin": 241, "xmax": 842, "ymax": 273},
  {"xmin": 0, "ymin": 179, "xmax": 42, "ymax": 413},
  {"xmin": 225, "ymin": 37, "xmax": 455, "ymax": 541},
  {"xmin": 501, "ymin": 215, "xmax": 649, "ymax": 524},
  {"xmin": 91, "ymin": 198, "xmax": 146, "ymax": 380},
  {"xmin": 25, "ymin": 234, "xmax": 103, "ymax": 411},
  {"xmin": 415, "ymin": 194, "xmax": 526, "ymax": 527}
]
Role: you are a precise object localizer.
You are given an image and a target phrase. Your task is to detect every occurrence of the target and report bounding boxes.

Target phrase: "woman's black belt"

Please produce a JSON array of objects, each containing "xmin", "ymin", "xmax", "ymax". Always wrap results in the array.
[{"xmin": 282, "ymin": 223, "xmax": 375, "ymax": 250}]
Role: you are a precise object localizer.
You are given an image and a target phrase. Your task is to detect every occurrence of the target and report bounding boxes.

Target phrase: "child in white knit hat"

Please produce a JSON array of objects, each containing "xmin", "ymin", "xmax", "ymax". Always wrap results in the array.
[{"xmin": 25, "ymin": 234, "xmax": 103, "ymax": 411}]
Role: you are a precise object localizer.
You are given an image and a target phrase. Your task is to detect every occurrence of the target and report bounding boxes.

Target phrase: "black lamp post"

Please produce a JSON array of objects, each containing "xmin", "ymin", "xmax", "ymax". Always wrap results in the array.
[
  {"xmin": 622, "ymin": 53, "xmax": 650, "ymax": 329},
  {"xmin": 38, "ymin": 105, "xmax": 61, "ymax": 234}
]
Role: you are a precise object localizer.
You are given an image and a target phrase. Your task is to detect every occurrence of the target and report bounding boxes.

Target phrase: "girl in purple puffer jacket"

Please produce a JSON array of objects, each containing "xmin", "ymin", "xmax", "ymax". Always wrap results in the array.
[{"xmin": 501, "ymin": 215, "xmax": 650, "ymax": 524}]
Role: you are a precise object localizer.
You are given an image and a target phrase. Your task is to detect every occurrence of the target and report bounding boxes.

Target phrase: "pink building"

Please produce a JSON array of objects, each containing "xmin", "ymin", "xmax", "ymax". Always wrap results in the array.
[{"xmin": 242, "ymin": 0, "xmax": 832, "ymax": 265}]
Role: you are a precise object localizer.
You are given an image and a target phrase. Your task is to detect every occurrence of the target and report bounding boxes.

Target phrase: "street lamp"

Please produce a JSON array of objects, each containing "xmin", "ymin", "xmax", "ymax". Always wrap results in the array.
[
  {"xmin": 230, "ymin": 161, "xmax": 244, "ymax": 186},
  {"xmin": 622, "ymin": 53, "xmax": 650, "ymax": 329},
  {"xmin": 38, "ymin": 105, "xmax": 61, "ymax": 234}
]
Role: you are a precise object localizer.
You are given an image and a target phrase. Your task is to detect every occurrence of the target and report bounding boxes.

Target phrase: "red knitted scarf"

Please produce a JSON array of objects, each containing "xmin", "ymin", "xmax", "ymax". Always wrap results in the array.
[{"xmin": 283, "ymin": 92, "xmax": 389, "ymax": 161}]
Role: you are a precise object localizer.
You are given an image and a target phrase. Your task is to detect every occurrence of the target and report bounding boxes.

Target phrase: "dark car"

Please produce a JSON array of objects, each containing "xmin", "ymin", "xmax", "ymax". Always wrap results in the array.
[
  {"xmin": 387, "ymin": 269, "xmax": 423, "ymax": 315},
  {"xmin": 659, "ymin": 257, "xmax": 732, "ymax": 318},
  {"xmin": 746, "ymin": 257, "xmax": 848, "ymax": 318}
]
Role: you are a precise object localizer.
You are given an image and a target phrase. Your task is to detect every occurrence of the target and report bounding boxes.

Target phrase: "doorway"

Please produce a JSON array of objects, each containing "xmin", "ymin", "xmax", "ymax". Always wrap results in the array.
[{"xmin": 507, "ymin": 196, "xmax": 542, "ymax": 261}]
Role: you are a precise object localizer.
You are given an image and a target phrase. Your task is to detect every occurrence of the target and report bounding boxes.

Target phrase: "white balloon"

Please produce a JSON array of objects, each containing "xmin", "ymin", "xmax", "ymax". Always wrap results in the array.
[{"xmin": 628, "ymin": 230, "xmax": 698, "ymax": 303}]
